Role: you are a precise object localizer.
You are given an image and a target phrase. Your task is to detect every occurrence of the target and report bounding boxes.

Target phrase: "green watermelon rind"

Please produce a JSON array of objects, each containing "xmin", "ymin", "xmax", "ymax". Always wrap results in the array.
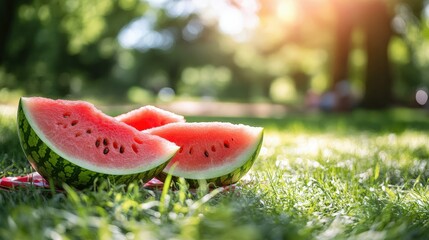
[
  {"xmin": 204, "ymin": 131, "xmax": 263, "ymax": 186},
  {"xmin": 17, "ymin": 99, "xmax": 173, "ymax": 189},
  {"xmin": 159, "ymin": 129, "xmax": 264, "ymax": 187}
]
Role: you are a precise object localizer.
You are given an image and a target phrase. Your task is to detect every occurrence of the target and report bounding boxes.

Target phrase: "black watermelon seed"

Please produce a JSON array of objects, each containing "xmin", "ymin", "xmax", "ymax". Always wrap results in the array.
[
  {"xmin": 63, "ymin": 112, "xmax": 71, "ymax": 118},
  {"xmin": 95, "ymin": 139, "xmax": 101, "ymax": 148},
  {"xmin": 119, "ymin": 146, "xmax": 125, "ymax": 154},
  {"xmin": 189, "ymin": 147, "xmax": 193, "ymax": 155},
  {"xmin": 71, "ymin": 120, "xmax": 78, "ymax": 126},
  {"xmin": 223, "ymin": 140, "xmax": 230, "ymax": 148},
  {"xmin": 103, "ymin": 138, "xmax": 109, "ymax": 146},
  {"xmin": 86, "ymin": 129, "xmax": 92, "ymax": 134},
  {"xmin": 204, "ymin": 150, "xmax": 209, "ymax": 157},
  {"xmin": 103, "ymin": 147, "xmax": 109, "ymax": 154}
]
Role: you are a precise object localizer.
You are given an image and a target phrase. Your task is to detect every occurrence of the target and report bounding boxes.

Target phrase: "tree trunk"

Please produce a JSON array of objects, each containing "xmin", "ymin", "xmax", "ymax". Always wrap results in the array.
[
  {"xmin": 361, "ymin": 1, "xmax": 393, "ymax": 109},
  {"xmin": 331, "ymin": 0, "xmax": 393, "ymax": 109},
  {"xmin": 0, "ymin": 1, "xmax": 18, "ymax": 65},
  {"xmin": 331, "ymin": 1, "xmax": 354, "ymax": 91}
]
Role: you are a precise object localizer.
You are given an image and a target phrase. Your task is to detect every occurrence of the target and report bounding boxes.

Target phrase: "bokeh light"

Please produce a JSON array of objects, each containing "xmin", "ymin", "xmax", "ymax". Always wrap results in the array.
[{"xmin": 415, "ymin": 89, "xmax": 428, "ymax": 106}]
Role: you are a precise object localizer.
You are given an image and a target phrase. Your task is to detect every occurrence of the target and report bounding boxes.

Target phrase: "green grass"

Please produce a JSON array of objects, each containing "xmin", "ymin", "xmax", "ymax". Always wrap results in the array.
[{"xmin": 1, "ymin": 108, "xmax": 429, "ymax": 239}]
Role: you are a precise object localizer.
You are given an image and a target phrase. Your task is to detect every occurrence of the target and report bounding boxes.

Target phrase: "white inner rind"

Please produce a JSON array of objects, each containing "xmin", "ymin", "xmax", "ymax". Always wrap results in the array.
[
  {"xmin": 163, "ymin": 127, "xmax": 263, "ymax": 179},
  {"xmin": 21, "ymin": 97, "xmax": 179, "ymax": 175}
]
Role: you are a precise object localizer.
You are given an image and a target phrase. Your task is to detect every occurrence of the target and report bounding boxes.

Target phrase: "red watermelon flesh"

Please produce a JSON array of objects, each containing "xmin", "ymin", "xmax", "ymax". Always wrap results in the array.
[
  {"xmin": 115, "ymin": 105, "xmax": 185, "ymax": 131},
  {"xmin": 21, "ymin": 97, "xmax": 179, "ymax": 174},
  {"xmin": 145, "ymin": 122, "xmax": 263, "ymax": 180}
]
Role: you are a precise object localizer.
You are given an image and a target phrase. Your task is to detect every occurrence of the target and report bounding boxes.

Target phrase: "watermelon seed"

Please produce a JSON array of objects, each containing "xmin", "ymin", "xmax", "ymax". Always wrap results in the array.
[
  {"xmin": 119, "ymin": 146, "xmax": 125, "ymax": 154},
  {"xmin": 63, "ymin": 112, "xmax": 71, "ymax": 118},
  {"xmin": 189, "ymin": 147, "xmax": 193, "ymax": 155},
  {"xmin": 86, "ymin": 129, "xmax": 92, "ymax": 134},
  {"xmin": 178, "ymin": 147, "xmax": 183, "ymax": 153},
  {"xmin": 204, "ymin": 150, "xmax": 209, "ymax": 157},
  {"xmin": 211, "ymin": 145, "xmax": 216, "ymax": 152},
  {"xmin": 103, "ymin": 147, "xmax": 109, "ymax": 154},
  {"xmin": 95, "ymin": 138, "xmax": 101, "ymax": 148},
  {"xmin": 71, "ymin": 120, "xmax": 78, "ymax": 126},
  {"xmin": 113, "ymin": 142, "xmax": 118, "ymax": 149},
  {"xmin": 134, "ymin": 137, "xmax": 143, "ymax": 144},
  {"xmin": 103, "ymin": 138, "xmax": 109, "ymax": 146},
  {"xmin": 223, "ymin": 140, "xmax": 230, "ymax": 148},
  {"xmin": 132, "ymin": 144, "xmax": 138, "ymax": 153},
  {"xmin": 75, "ymin": 132, "xmax": 82, "ymax": 137}
]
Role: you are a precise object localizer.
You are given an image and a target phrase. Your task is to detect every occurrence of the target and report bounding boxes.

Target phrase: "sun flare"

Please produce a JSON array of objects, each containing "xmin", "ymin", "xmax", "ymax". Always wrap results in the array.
[{"xmin": 276, "ymin": 0, "xmax": 298, "ymax": 23}]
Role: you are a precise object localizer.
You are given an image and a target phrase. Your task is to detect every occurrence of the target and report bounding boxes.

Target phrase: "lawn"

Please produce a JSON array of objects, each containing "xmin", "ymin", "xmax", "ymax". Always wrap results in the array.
[{"xmin": 1, "ymin": 107, "xmax": 429, "ymax": 240}]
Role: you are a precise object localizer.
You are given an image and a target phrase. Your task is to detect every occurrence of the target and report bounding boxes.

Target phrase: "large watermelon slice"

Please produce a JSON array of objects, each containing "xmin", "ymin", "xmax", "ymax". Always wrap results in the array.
[
  {"xmin": 17, "ymin": 97, "xmax": 179, "ymax": 189},
  {"xmin": 145, "ymin": 122, "xmax": 263, "ymax": 186},
  {"xmin": 115, "ymin": 105, "xmax": 185, "ymax": 131}
]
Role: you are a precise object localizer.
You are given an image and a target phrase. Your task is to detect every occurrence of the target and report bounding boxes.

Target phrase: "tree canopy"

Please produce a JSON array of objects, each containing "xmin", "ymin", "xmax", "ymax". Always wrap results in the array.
[{"xmin": 0, "ymin": 0, "xmax": 428, "ymax": 106}]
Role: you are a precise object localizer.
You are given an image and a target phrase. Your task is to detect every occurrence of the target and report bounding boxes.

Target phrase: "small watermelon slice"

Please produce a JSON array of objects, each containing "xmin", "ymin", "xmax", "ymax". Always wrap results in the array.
[
  {"xmin": 17, "ymin": 97, "xmax": 179, "ymax": 189},
  {"xmin": 145, "ymin": 122, "xmax": 264, "ymax": 186},
  {"xmin": 115, "ymin": 105, "xmax": 185, "ymax": 131}
]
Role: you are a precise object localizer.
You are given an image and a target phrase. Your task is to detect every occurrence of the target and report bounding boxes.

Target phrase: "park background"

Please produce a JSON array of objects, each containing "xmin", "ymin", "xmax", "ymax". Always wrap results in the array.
[{"xmin": 1, "ymin": 0, "xmax": 428, "ymax": 110}]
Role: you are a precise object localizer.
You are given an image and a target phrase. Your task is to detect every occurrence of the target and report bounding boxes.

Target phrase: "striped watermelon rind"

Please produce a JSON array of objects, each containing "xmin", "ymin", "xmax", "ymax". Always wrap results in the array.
[
  {"xmin": 152, "ymin": 124, "xmax": 264, "ymax": 187},
  {"xmin": 17, "ymin": 99, "xmax": 171, "ymax": 189},
  {"xmin": 201, "ymin": 132, "xmax": 262, "ymax": 186},
  {"xmin": 159, "ymin": 136, "xmax": 262, "ymax": 187}
]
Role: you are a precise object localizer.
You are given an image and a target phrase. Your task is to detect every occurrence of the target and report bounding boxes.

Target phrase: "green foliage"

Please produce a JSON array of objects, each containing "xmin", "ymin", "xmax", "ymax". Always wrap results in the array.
[
  {"xmin": 1, "ymin": 108, "xmax": 429, "ymax": 239},
  {"xmin": 1, "ymin": 0, "xmax": 427, "ymax": 104},
  {"xmin": 1, "ymin": 0, "xmax": 147, "ymax": 98}
]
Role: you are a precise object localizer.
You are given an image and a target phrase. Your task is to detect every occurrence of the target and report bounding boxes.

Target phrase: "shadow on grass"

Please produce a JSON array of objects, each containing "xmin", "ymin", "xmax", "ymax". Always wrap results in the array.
[
  {"xmin": 199, "ymin": 190, "xmax": 305, "ymax": 240},
  {"xmin": 188, "ymin": 108, "xmax": 429, "ymax": 134}
]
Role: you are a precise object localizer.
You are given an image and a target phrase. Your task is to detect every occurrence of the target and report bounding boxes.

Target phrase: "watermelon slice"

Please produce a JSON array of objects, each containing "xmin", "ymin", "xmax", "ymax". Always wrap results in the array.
[
  {"xmin": 17, "ymin": 97, "xmax": 179, "ymax": 189},
  {"xmin": 145, "ymin": 122, "xmax": 263, "ymax": 186},
  {"xmin": 115, "ymin": 105, "xmax": 185, "ymax": 131}
]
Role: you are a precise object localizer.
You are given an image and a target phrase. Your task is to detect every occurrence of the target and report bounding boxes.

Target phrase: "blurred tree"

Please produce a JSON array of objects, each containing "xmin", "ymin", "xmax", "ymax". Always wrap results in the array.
[
  {"xmin": 331, "ymin": 0, "xmax": 424, "ymax": 109},
  {"xmin": 330, "ymin": 0, "xmax": 393, "ymax": 109},
  {"xmin": 0, "ymin": 0, "xmax": 147, "ymax": 98},
  {"xmin": 0, "ymin": 0, "xmax": 427, "ymax": 105},
  {"xmin": 255, "ymin": 0, "xmax": 426, "ymax": 109},
  {"xmin": 0, "ymin": 1, "xmax": 21, "ymax": 65}
]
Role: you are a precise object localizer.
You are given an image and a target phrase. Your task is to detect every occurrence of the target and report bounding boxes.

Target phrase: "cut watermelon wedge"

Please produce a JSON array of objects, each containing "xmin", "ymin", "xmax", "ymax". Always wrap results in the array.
[
  {"xmin": 17, "ymin": 97, "xmax": 179, "ymax": 188},
  {"xmin": 145, "ymin": 122, "xmax": 263, "ymax": 186},
  {"xmin": 115, "ymin": 105, "xmax": 185, "ymax": 131}
]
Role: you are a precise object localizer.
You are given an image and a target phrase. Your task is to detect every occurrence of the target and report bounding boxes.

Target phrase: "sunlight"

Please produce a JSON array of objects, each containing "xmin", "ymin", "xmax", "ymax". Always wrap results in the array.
[
  {"xmin": 276, "ymin": 0, "xmax": 298, "ymax": 23},
  {"xmin": 119, "ymin": 0, "xmax": 260, "ymax": 49},
  {"xmin": 219, "ymin": 7, "xmax": 245, "ymax": 36},
  {"xmin": 118, "ymin": 13, "xmax": 174, "ymax": 50},
  {"xmin": 119, "ymin": 0, "xmax": 305, "ymax": 49},
  {"xmin": 197, "ymin": 0, "xmax": 260, "ymax": 40}
]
